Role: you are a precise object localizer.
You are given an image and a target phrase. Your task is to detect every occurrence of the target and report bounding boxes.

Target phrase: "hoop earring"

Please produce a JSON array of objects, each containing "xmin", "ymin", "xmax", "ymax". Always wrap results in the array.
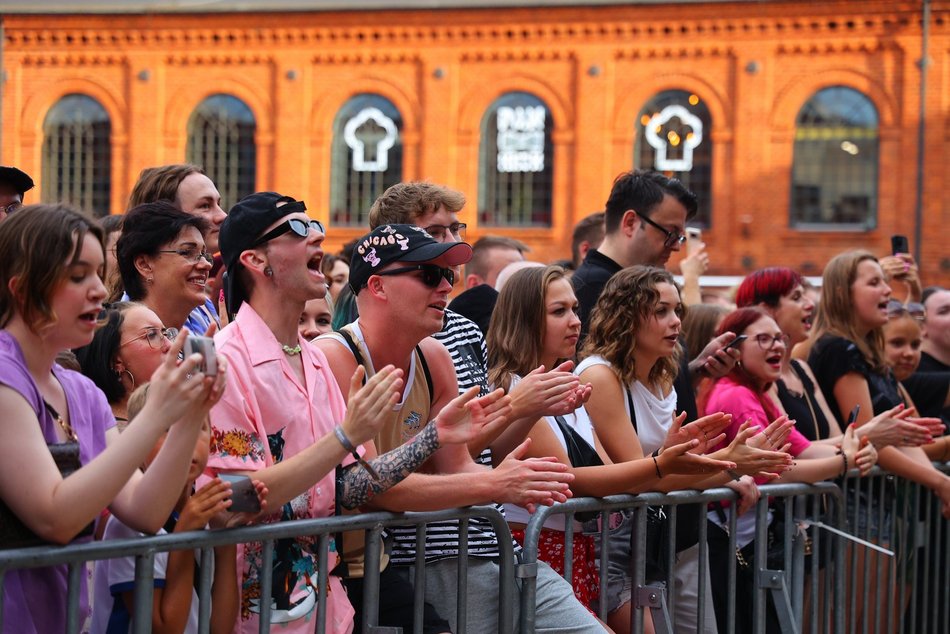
[{"xmin": 116, "ymin": 368, "xmax": 136, "ymax": 391}]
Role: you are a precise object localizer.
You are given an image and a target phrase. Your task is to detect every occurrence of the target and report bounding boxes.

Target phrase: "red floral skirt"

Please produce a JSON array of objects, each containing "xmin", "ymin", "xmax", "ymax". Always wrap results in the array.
[{"xmin": 512, "ymin": 527, "xmax": 599, "ymax": 612}]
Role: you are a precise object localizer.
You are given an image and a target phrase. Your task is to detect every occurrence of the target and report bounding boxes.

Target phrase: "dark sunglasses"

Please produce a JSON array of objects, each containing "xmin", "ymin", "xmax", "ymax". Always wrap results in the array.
[
  {"xmin": 253, "ymin": 218, "xmax": 325, "ymax": 247},
  {"xmin": 886, "ymin": 299, "xmax": 925, "ymax": 322},
  {"xmin": 375, "ymin": 264, "xmax": 455, "ymax": 288},
  {"xmin": 634, "ymin": 210, "xmax": 686, "ymax": 249}
]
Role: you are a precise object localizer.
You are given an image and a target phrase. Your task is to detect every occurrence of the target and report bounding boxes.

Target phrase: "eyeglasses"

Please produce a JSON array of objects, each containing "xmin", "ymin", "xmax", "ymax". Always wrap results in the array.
[
  {"xmin": 634, "ymin": 211, "xmax": 686, "ymax": 249},
  {"xmin": 121, "ymin": 327, "xmax": 179, "ymax": 349},
  {"xmin": 751, "ymin": 333, "xmax": 790, "ymax": 350},
  {"xmin": 887, "ymin": 300, "xmax": 925, "ymax": 322},
  {"xmin": 253, "ymin": 218, "xmax": 325, "ymax": 247},
  {"xmin": 375, "ymin": 264, "xmax": 455, "ymax": 288},
  {"xmin": 158, "ymin": 246, "xmax": 213, "ymax": 265},
  {"xmin": 423, "ymin": 222, "xmax": 467, "ymax": 241}
]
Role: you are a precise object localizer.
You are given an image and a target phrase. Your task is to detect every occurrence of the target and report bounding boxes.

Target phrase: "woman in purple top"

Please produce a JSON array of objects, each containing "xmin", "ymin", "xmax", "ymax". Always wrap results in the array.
[{"xmin": 0, "ymin": 204, "xmax": 227, "ymax": 633}]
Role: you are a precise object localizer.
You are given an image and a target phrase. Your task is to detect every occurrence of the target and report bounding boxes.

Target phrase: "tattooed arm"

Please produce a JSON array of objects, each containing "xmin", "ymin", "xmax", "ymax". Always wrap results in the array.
[{"xmin": 339, "ymin": 421, "xmax": 441, "ymax": 509}]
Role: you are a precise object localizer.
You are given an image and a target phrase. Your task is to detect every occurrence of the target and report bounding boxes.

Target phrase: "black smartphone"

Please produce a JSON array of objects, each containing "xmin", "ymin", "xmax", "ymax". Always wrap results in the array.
[
  {"xmin": 184, "ymin": 335, "xmax": 218, "ymax": 376},
  {"xmin": 847, "ymin": 404, "xmax": 861, "ymax": 426},
  {"xmin": 723, "ymin": 334, "xmax": 748, "ymax": 351},
  {"xmin": 891, "ymin": 235, "xmax": 909, "ymax": 255},
  {"xmin": 219, "ymin": 474, "xmax": 261, "ymax": 514}
]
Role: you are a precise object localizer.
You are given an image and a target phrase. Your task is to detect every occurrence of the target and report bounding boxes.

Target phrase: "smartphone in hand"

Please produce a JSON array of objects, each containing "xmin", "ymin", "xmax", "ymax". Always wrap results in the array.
[
  {"xmin": 723, "ymin": 334, "xmax": 748, "ymax": 351},
  {"xmin": 890, "ymin": 235, "xmax": 909, "ymax": 256},
  {"xmin": 184, "ymin": 335, "xmax": 218, "ymax": 376},
  {"xmin": 686, "ymin": 227, "xmax": 703, "ymax": 257},
  {"xmin": 219, "ymin": 474, "xmax": 261, "ymax": 514}
]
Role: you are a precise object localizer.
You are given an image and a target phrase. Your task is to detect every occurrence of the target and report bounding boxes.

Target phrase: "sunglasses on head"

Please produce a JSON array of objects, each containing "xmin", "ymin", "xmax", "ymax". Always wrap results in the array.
[
  {"xmin": 253, "ymin": 218, "xmax": 325, "ymax": 247},
  {"xmin": 375, "ymin": 264, "xmax": 455, "ymax": 288},
  {"xmin": 886, "ymin": 299, "xmax": 925, "ymax": 322}
]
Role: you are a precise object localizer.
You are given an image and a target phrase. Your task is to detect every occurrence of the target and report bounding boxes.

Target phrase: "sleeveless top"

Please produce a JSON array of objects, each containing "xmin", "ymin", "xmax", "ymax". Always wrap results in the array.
[{"xmin": 776, "ymin": 359, "xmax": 831, "ymax": 441}]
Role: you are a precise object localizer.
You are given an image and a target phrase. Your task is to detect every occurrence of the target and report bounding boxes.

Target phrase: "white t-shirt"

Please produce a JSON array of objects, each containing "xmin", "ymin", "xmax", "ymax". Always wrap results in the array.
[{"xmin": 91, "ymin": 515, "xmax": 203, "ymax": 634}]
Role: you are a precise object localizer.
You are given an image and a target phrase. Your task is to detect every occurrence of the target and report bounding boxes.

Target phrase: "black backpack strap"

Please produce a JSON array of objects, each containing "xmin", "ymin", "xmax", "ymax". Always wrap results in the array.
[
  {"xmin": 415, "ymin": 344, "xmax": 434, "ymax": 407},
  {"xmin": 624, "ymin": 382, "xmax": 638, "ymax": 433},
  {"xmin": 335, "ymin": 328, "xmax": 367, "ymax": 385}
]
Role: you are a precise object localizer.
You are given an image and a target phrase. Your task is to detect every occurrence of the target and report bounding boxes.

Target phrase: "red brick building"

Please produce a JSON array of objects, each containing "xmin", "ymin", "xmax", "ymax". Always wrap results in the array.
[{"xmin": 2, "ymin": 0, "xmax": 947, "ymax": 284}]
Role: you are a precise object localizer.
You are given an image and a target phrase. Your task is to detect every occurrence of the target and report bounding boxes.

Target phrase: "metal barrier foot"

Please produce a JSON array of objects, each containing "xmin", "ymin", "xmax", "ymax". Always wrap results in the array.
[
  {"xmin": 636, "ymin": 583, "xmax": 672, "ymax": 634},
  {"xmin": 759, "ymin": 568, "xmax": 799, "ymax": 634}
]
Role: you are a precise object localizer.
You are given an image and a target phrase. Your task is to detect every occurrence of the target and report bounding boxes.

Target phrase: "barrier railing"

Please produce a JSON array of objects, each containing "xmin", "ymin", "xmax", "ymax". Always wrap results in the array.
[
  {"xmin": 1, "ymin": 465, "xmax": 947, "ymax": 634},
  {"xmin": 0, "ymin": 506, "xmax": 515, "ymax": 634}
]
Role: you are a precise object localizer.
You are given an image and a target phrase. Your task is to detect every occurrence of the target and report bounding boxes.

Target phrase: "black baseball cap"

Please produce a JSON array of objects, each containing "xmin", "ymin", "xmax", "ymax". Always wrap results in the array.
[
  {"xmin": 220, "ymin": 191, "xmax": 307, "ymax": 317},
  {"xmin": 349, "ymin": 224, "xmax": 472, "ymax": 294},
  {"xmin": 0, "ymin": 167, "xmax": 34, "ymax": 196}
]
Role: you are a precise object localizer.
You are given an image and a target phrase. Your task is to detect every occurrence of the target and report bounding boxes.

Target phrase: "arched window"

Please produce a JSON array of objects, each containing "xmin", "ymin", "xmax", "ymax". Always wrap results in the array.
[
  {"xmin": 42, "ymin": 94, "xmax": 112, "ymax": 216},
  {"xmin": 634, "ymin": 90, "xmax": 712, "ymax": 227},
  {"xmin": 330, "ymin": 94, "xmax": 403, "ymax": 227},
  {"xmin": 186, "ymin": 94, "xmax": 256, "ymax": 211},
  {"xmin": 791, "ymin": 87, "xmax": 878, "ymax": 228},
  {"xmin": 478, "ymin": 92, "xmax": 554, "ymax": 227}
]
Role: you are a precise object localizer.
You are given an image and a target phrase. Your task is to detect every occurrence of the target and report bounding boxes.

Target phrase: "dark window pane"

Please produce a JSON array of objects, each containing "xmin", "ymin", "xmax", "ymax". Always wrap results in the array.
[
  {"xmin": 478, "ymin": 92, "xmax": 554, "ymax": 227},
  {"xmin": 330, "ymin": 95, "xmax": 403, "ymax": 227},
  {"xmin": 634, "ymin": 90, "xmax": 712, "ymax": 228},
  {"xmin": 42, "ymin": 94, "xmax": 112, "ymax": 217},
  {"xmin": 186, "ymin": 94, "xmax": 256, "ymax": 212},
  {"xmin": 790, "ymin": 87, "xmax": 878, "ymax": 228}
]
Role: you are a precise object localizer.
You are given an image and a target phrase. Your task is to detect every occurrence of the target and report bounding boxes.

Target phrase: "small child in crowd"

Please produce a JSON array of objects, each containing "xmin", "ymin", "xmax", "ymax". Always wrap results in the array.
[{"xmin": 91, "ymin": 384, "xmax": 267, "ymax": 634}]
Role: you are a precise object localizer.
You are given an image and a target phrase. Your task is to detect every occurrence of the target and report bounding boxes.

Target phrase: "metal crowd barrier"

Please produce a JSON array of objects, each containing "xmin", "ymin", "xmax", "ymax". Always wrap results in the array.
[
  {"xmin": 519, "ymin": 466, "xmax": 950, "ymax": 634},
  {"xmin": 0, "ymin": 506, "xmax": 514, "ymax": 634},
  {"xmin": 1, "ymin": 466, "xmax": 947, "ymax": 634}
]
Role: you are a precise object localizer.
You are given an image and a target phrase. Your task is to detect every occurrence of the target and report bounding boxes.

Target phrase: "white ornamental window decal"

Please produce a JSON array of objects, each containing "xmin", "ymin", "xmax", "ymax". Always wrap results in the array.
[
  {"xmin": 496, "ymin": 105, "xmax": 546, "ymax": 173},
  {"xmin": 644, "ymin": 105, "xmax": 703, "ymax": 172},
  {"xmin": 344, "ymin": 107, "xmax": 399, "ymax": 172}
]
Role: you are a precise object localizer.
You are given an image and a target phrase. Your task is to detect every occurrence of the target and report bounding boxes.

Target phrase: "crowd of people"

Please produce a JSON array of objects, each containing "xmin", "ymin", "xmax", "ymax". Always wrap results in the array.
[{"xmin": 0, "ymin": 163, "xmax": 948, "ymax": 634}]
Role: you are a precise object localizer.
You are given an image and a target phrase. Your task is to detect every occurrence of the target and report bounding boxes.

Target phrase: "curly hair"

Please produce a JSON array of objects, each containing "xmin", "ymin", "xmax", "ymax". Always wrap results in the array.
[
  {"xmin": 487, "ymin": 265, "xmax": 568, "ymax": 392},
  {"xmin": 579, "ymin": 265, "xmax": 683, "ymax": 390}
]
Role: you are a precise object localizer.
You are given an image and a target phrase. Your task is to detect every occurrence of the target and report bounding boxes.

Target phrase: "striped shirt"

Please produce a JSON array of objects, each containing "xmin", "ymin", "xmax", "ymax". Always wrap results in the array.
[{"xmin": 389, "ymin": 309, "xmax": 507, "ymax": 564}]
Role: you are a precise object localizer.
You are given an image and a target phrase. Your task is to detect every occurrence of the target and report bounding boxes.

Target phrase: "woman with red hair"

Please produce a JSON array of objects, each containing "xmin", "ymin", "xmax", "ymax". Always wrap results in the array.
[{"xmin": 699, "ymin": 307, "xmax": 877, "ymax": 634}]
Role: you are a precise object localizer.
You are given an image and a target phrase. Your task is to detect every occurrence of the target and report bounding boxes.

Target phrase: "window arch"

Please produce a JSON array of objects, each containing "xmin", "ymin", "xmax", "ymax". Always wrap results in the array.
[
  {"xmin": 634, "ymin": 90, "xmax": 712, "ymax": 227},
  {"xmin": 42, "ymin": 94, "xmax": 112, "ymax": 216},
  {"xmin": 478, "ymin": 92, "xmax": 554, "ymax": 227},
  {"xmin": 186, "ymin": 94, "xmax": 256, "ymax": 211},
  {"xmin": 330, "ymin": 94, "xmax": 403, "ymax": 227},
  {"xmin": 790, "ymin": 86, "xmax": 879, "ymax": 228}
]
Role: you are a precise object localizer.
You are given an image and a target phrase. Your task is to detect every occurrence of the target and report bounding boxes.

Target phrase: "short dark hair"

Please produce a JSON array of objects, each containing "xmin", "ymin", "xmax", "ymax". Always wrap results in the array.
[
  {"xmin": 922, "ymin": 286, "xmax": 946, "ymax": 307},
  {"xmin": 98, "ymin": 213, "xmax": 124, "ymax": 235},
  {"xmin": 0, "ymin": 204, "xmax": 104, "ymax": 332},
  {"xmin": 467, "ymin": 235, "xmax": 528, "ymax": 279},
  {"xmin": 74, "ymin": 302, "xmax": 136, "ymax": 405},
  {"xmin": 571, "ymin": 212, "xmax": 605, "ymax": 265},
  {"xmin": 603, "ymin": 170, "xmax": 698, "ymax": 233},
  {"xmin": 117, "ymin": 201, "xmax": 207, "ymax": 300}
]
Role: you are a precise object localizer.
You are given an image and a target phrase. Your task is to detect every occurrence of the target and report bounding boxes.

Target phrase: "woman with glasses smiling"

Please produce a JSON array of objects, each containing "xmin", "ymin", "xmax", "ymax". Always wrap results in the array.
[
  {"xmin": 75, "ymin": 302, "xmax": 177, "ymax": 423},
  {"xmin": 116, "ymin": 201, "xmax": 216, "ymax": 332}
]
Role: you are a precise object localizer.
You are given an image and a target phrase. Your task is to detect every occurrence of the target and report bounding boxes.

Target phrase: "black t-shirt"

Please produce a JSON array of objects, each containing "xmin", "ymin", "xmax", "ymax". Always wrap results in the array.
[
  {"xmin": 808, "ymin": 334, "xmax": 902, "ymax": 428},
  {"xmin": 572, "ymin": 249, "xmax": 622, "ymax": 338},
  {"xmin": 908, "ymin": 352, "xmax": 950, "ymax": 431},
  {"xmin": 777, "ymin": 359, "xmax": 831, "ymax": 441}
]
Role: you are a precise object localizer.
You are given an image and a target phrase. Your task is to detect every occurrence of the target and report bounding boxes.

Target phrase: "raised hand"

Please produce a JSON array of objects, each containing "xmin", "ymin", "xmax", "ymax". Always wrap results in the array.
[
  {"xmin": 508, "ymin": 362, "xmax": 583, "ymax": 419},
  {"xmin": 746, "ymin": 415, "xmax": 795, "ymax": 452},
  {"xmin": 340, "ymin": 365, "xmax": 404, "ymax": 446},
  {"xmin": 715, "ymin": 421, "xmax": 793, "ymax": 479},
  {"xmin": 490, "ymin": 438, "xmax": 574, "ymax": 513},
  {"xmin": 434, "ymin": 387, "xmax": 513, "ymax": 446},
  {"xmin": 663, "ymin": 411, "xmax": 731, "ymax": 454},
  {"xmin": 696, "ymin": 332, "xmax": 742, "ymax": 379},
  {"xmin": 656, "ymin": 437, "xmax": 736, "ymax": 477}
]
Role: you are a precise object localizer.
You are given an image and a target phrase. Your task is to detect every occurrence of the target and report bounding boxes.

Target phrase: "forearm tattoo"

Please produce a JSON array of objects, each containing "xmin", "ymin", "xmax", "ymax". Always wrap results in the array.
[{"xmin": 339, "ymin": 420, "xmax": 440, "ymax": 509}]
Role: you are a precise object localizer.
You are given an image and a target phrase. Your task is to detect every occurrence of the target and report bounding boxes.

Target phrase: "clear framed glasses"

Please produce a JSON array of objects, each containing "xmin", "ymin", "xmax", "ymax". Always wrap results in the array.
[
  {"xmin": 121, "ymin": 327, "xmax": 179, "ymax": 349},
  {"xmin": 253, "ymin": 218, "xmax": 325, "ymax": 247},
  {"xmin": 634, "ymin": 210, "xmax": 686, "ymax": 249},
  {"xmin": 752, "ymin": 333, "xmax": 790, "ymax": 350},
  {"xmin": 423, "ymin": 222, "xmax": 466, "ymax": 242},
  {"xmin": 158, "ymin": 246, "xmax": 213, "ymax": 265}
]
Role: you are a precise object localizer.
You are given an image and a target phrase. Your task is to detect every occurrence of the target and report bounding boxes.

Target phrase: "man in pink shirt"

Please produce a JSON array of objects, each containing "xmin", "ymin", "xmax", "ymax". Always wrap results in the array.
[{"xmin": 208, "ymin": 192, "xmax": 496, "ymax": 633}]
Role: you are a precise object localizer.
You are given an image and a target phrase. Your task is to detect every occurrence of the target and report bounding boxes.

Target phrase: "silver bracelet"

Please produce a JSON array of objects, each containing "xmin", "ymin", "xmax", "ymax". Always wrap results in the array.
[{"xmin": 334, "ymin": 425, "xmax": 380, "ymax": 481}]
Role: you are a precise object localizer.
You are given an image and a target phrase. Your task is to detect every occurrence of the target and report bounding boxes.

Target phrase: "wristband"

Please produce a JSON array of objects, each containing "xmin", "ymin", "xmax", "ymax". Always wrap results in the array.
[
  {"xmin": 334, "ymin": 425, "xmax": 380, "ymax": 481},
  {"xmin": 652, "ymin": 455, "xmax": 663, "ymax": 479},
  {"xmin": 727, "ymin": 470, "xmax": 742, "ymax": 482},
  {"xmin": 837, "ymin": 450, "xmax": 849, "ymax": 477}
]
